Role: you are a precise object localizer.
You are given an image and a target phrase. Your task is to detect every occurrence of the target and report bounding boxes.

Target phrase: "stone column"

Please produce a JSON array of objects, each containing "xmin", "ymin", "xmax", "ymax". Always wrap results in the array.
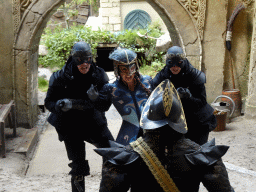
[
  {"xmin": 202, "ymin": 0, "xmax": 228, "ymax": 102},
  {"xmin": 13, "ymin": 0, "xmax": 65, "ymax": 127},
  {"xmin": 245, "ymin": 1, "xmax": 256, "ymax": 118},
  {"xmin": 100, "ymin": 0, "xmax": 121, "ymax": 32},
  {"xmin": 0, "ymin": 0, "xmax": 14, "ymax": 104}
]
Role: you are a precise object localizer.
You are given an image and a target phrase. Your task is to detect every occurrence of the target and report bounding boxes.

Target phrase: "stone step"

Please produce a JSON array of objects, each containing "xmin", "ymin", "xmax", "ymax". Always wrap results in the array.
[{"xmin": 14, "ymin": 128, "xmax": 39, "ymax": 157}]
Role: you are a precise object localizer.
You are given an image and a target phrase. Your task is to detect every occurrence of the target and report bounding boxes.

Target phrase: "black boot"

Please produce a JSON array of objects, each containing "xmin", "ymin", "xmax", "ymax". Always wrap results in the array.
[{"xmin": 71, "ymin": 175, "xmax": 85, "ymax": 192}]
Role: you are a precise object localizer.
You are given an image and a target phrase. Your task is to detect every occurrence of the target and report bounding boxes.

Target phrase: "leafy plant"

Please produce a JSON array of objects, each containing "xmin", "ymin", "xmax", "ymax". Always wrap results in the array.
[
  {"xmin": 140, "ymin": 60, "xmax": 165, "ymax": 78},
  {"xmin": 39, "ymin": 21, "xmax": 166, "ymax": 71},
  {"xmin": 38, "ymin": 77, "xmax": 49, "ymax": 92}
]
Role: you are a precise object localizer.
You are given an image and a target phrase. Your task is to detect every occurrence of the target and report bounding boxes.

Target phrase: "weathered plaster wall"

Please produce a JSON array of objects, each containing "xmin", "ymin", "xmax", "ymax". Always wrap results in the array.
[
  {"xmin": 0, "ymin": 0, "xmax": 14, "ymax": 104},
  {"xmin": 224, "ymin": 1, "xmax": 253, "ymax": 98},
  {"xmin": 245, "ymin": 1, "xmax": 256, "ymax": 118},
  {"xmin": 202, "ymin": 0, "xmax": 228, "ymax": 102},
  {"xmin": 120, "ymin": 0, "xmax": 168, "ymax": 33}
]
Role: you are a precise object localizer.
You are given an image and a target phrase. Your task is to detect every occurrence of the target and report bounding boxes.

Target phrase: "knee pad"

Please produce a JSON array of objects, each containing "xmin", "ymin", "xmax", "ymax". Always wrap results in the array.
[{"xmin": 69, "ymin": 160, "xmax": 90, "ymax": 176}]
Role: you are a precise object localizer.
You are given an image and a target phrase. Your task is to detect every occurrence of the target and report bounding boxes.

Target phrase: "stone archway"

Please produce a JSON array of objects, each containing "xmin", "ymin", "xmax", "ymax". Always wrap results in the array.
[
  {"xmin": 13, "ymin": 0, "xmax": 203, "ymax": 127},
  {"xmin": 13, "ymin": 0, "xmax": 65, "ymax": 127},
  {"xmin": 146, "ymin": 0, "xmax": 203, "ymax": 70}
]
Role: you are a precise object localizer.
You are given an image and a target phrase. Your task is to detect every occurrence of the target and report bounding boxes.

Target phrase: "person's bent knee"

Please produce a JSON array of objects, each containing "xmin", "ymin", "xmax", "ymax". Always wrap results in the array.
[{"xmin": 69, "ymin": 159, "xmax": 90, "ymax": 176}]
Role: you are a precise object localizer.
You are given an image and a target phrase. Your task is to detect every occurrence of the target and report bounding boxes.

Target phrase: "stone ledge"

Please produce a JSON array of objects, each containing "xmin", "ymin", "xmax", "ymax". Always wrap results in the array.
[
  {"xmin": 97, "ymin": 43, "xmax": 118, "ymax": 48},
  {"xmin": 14, "ymin": 128, "xmax": 39, "ymax": 157}
]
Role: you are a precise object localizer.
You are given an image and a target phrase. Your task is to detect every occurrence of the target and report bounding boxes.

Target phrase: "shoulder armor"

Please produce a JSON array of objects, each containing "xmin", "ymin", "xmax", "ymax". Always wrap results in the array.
[
  {"xmin": 49, "ymin": 73, "xmax": 55, "ymax": 87},
  {"xmin": 92, "ymin": 65, "xmax": 109, "ymax": 85},
  {"xmin": 48, "ymin": 69, "xmax": 64, "ymax": 87},
  {"xmin": 98, "ymin": 66, "xmax": 110, "ymax": 83},
  {"xmin": 142, "ymin": 75, "xmax": 153, "ymax": 82},
  {"xmin": 141, "ymin": 75, "xmax": 152, "ymax": 87},
  {"xmin": 185, "ymin": 60, "xmax": 206, "ymax": 84},
  {"xmin": 185, "ymin": 139, "xmax": 229, "ymax": 166},
  {"xmin": 94, "ymin": 140, "xmax": 140, "ymax": 165},
  {"xmin": 192, "ymin": 70, "xmax": 206, "ymax": 84}
]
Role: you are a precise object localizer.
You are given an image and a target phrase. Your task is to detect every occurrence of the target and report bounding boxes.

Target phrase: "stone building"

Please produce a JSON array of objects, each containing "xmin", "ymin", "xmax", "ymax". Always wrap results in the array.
[{"xmin": 0, "ymin": 0, "xmax": 255, "ymax": 128}]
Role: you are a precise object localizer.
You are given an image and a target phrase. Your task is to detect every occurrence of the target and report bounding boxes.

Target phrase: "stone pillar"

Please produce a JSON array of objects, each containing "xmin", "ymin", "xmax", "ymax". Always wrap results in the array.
[
  {"xmin": 0, "ymin": 0, "xmax": 14, "ymax": 104},
  {"xmin": 245, "ymin": 1, "xmax": 256, "ymax": 118},
  {"xmin": 202, "ymin": 0, "xmax": 228, "ymax": 102},
  {"xmin": 13, "ymin": 0, "xmax": 65, "ymax": 127},
  {"xmin": 100, "ymin": 0, "xmax": 122, "ymax": 32}
]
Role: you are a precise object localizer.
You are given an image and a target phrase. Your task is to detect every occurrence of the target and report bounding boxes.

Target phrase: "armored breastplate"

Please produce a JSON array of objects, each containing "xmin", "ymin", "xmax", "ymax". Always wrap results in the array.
[{"xmin": 110, "ymin": 76, "xmax": 151, "ymax": 145}]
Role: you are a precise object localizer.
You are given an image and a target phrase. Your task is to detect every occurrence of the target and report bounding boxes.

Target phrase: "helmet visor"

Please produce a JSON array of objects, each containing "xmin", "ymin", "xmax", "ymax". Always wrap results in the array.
[
  {"xmin": 166, "ymin": 53, "xmax": 185, "ymax": 61},
  {"xmin": 166, "ymin": 53, "xmax": 185, "ymax": 68},
  {"xmin": 73, "ymin": 56, "xmax": 92, "ymax": 66},
  {"xmin": 118, "ymin": 63, "xmax": 136, "ymax": 75}
]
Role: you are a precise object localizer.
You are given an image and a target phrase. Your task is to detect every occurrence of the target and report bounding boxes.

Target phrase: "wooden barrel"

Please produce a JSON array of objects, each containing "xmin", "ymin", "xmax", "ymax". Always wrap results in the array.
[
  {"xmin": 221, "ymin": 89, "xmax": 242, "ymax": 118},
  {"xmin": 213, "ymin": 110, "xmax": 227, "ymax": 132}
]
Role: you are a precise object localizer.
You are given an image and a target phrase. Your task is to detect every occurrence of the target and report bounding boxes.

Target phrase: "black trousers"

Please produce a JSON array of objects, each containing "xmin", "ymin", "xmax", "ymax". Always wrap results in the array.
[
  {"xmin": 185, "ymin": 115, "xmax": 216, "ymax": 145},
  {"xmin": 63, "ymin": 124, "xmax": 114, "ymax": 176}
]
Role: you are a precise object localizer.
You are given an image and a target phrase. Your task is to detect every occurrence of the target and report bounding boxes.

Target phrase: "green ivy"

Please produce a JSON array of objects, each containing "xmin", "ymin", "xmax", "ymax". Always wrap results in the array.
[
  {"xmin": 140, "ymin": 60, "xmax": 165, "ymax": 78},
  {"xmin": 39, "ymin": 22, "xmax": 165, "ymax": 70},
  {"xmin": 38, "ymin": 76, "xmax": 49, "ymax": 92}
]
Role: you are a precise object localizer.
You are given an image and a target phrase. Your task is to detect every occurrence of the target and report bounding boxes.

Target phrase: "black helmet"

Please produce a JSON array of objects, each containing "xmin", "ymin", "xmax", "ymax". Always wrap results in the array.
[
  {"xmin": 109, "ymin": 47, "xmax": 139, "ymax": 77},
  {"xmin": 140, "ymin": 79, "xmax": 188, "ymax": 134},
  {"xmin": 71, "ymin": 41, "xmax": 92, "ymax": 66},
  {"xmin": 166, "ymin": 46, "xmax": 186, "ymax": 68}
]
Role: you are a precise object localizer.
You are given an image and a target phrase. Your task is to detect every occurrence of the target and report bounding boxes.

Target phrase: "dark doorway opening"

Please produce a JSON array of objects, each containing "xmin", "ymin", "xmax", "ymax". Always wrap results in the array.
[{"xmin": 96, "ymin": 47, "xmax": 116, "ymax": 72}]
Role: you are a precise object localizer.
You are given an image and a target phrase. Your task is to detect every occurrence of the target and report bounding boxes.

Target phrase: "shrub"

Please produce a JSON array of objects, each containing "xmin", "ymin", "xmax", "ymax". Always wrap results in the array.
[
  {"xmin": 38, "ymin": 76, "xmax": 49, "ymax": 92},
  {"xmin": 140, "ymin": 60, "xmax": 165, "ymax": 78},
  {"xmin": 39, "ymin": 21, "xmax": 165, "ymax": 70}
]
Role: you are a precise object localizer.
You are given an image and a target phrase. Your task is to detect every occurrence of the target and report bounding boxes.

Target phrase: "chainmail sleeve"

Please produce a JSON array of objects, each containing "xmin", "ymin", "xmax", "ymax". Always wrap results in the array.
[
  {"xmin": 99, "ymin": 161, "xmax": 131, "ymax": 192},
  {"xmin": 201, "ymin": 159, "xmax": 234, "ymax": 192}
]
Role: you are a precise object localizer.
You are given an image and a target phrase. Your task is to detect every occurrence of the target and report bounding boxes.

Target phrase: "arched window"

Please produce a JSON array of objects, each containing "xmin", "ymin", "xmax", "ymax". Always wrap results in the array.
[{"xmin": 124, "ymin": 9, "xmax": 151, "ymax": 30}]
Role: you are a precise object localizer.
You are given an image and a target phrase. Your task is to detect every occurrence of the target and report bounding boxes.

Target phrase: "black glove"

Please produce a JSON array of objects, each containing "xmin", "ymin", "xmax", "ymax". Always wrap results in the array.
[
  {"xmin": 87, "ymin": 84, "xmax": 99, "ymax": 102},
  {"xmin": 55, "ymin": 99, "xmax": 72, "ymax": 112},
  {"xmin": 176, "ymin": 87, "xmax": 192, "ymax": 99}
]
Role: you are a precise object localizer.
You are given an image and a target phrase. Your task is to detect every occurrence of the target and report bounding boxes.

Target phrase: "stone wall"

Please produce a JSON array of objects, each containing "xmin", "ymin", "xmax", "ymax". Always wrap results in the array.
[
  {"xmin": 120, "ymin": 0, "xmax": 168, "ymax": 32},
  {"xmin": 13, "ymin": 0, "xmax": 66, "ymax": 127},
  {"xmin": 202, "ymin": 0, "xmax": 228, "ymax": 101},
  {"xmin": 245, "ymin": 1, "xmax": 256, "ymax": 118},
  {"xmin": 100, "ymin": 0, "xmax": 168, "ymax": 32},
  {"xmin": 0, "ymin": 0, "xmax": 14, "ymax": 104},
  {"xmin": 223, "ymin": 1, "xmax": 254, "ymax": 98},
  {"xmin": 45, "ymin": 2, "xmax": 91, "ymax": 31},
  {"xmin": 100, "ymin": 0, "xmax": 122, "ymax": 31}
]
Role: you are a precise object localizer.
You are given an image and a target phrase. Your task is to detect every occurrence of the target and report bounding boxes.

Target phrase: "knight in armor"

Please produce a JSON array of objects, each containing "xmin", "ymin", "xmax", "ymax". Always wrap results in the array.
[
  {"xmin": 44, "ymin": 41, "xmax": 114, "ymax": 192},
  {"xmin": 95, "ymin": 79, "xmax": 234, "ymax": 192},
  {"xmin": 87, "ymin": 47, "xmax": 152, "ymax": 146},
  {"xmin": 152, "ymin": 46, "xmax": 217, "ymax": 145}
]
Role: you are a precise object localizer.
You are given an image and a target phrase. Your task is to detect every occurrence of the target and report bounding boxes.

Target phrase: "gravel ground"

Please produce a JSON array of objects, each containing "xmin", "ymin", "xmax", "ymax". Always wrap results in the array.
[
  {"xmin": 0, "ymin": 68, "xmax": 255, "ymax": 191},
  {"xmin": 1, "ymin": 109, "xmax": 256, "ymax": 191}
]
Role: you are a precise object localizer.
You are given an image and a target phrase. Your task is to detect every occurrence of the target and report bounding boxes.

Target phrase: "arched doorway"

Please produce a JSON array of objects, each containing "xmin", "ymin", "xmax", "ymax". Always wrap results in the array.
[
  {"xmin": 13, "ymin": 0, "xmax": 65, "ymax": 127},
  {"xmin": 13, "ymin": 0, "xmax": 201, "ymax": 127},
  {"xmin": 146, "ymin": 0, "xmax": 202, "ymax": 66}
]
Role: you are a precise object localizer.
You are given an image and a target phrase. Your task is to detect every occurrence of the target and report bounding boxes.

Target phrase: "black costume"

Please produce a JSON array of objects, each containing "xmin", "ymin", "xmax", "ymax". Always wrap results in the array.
[
  {"xmin": 44, "ymin": 42, "xmax": 114, "ymax": 192},
  {"xmin": 95, "ymin": 80, "xmax": 234, "ymax": 192},
  {"xmin": 152, "ymin": 46, "xmax": 216, "ymax": 145}
]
